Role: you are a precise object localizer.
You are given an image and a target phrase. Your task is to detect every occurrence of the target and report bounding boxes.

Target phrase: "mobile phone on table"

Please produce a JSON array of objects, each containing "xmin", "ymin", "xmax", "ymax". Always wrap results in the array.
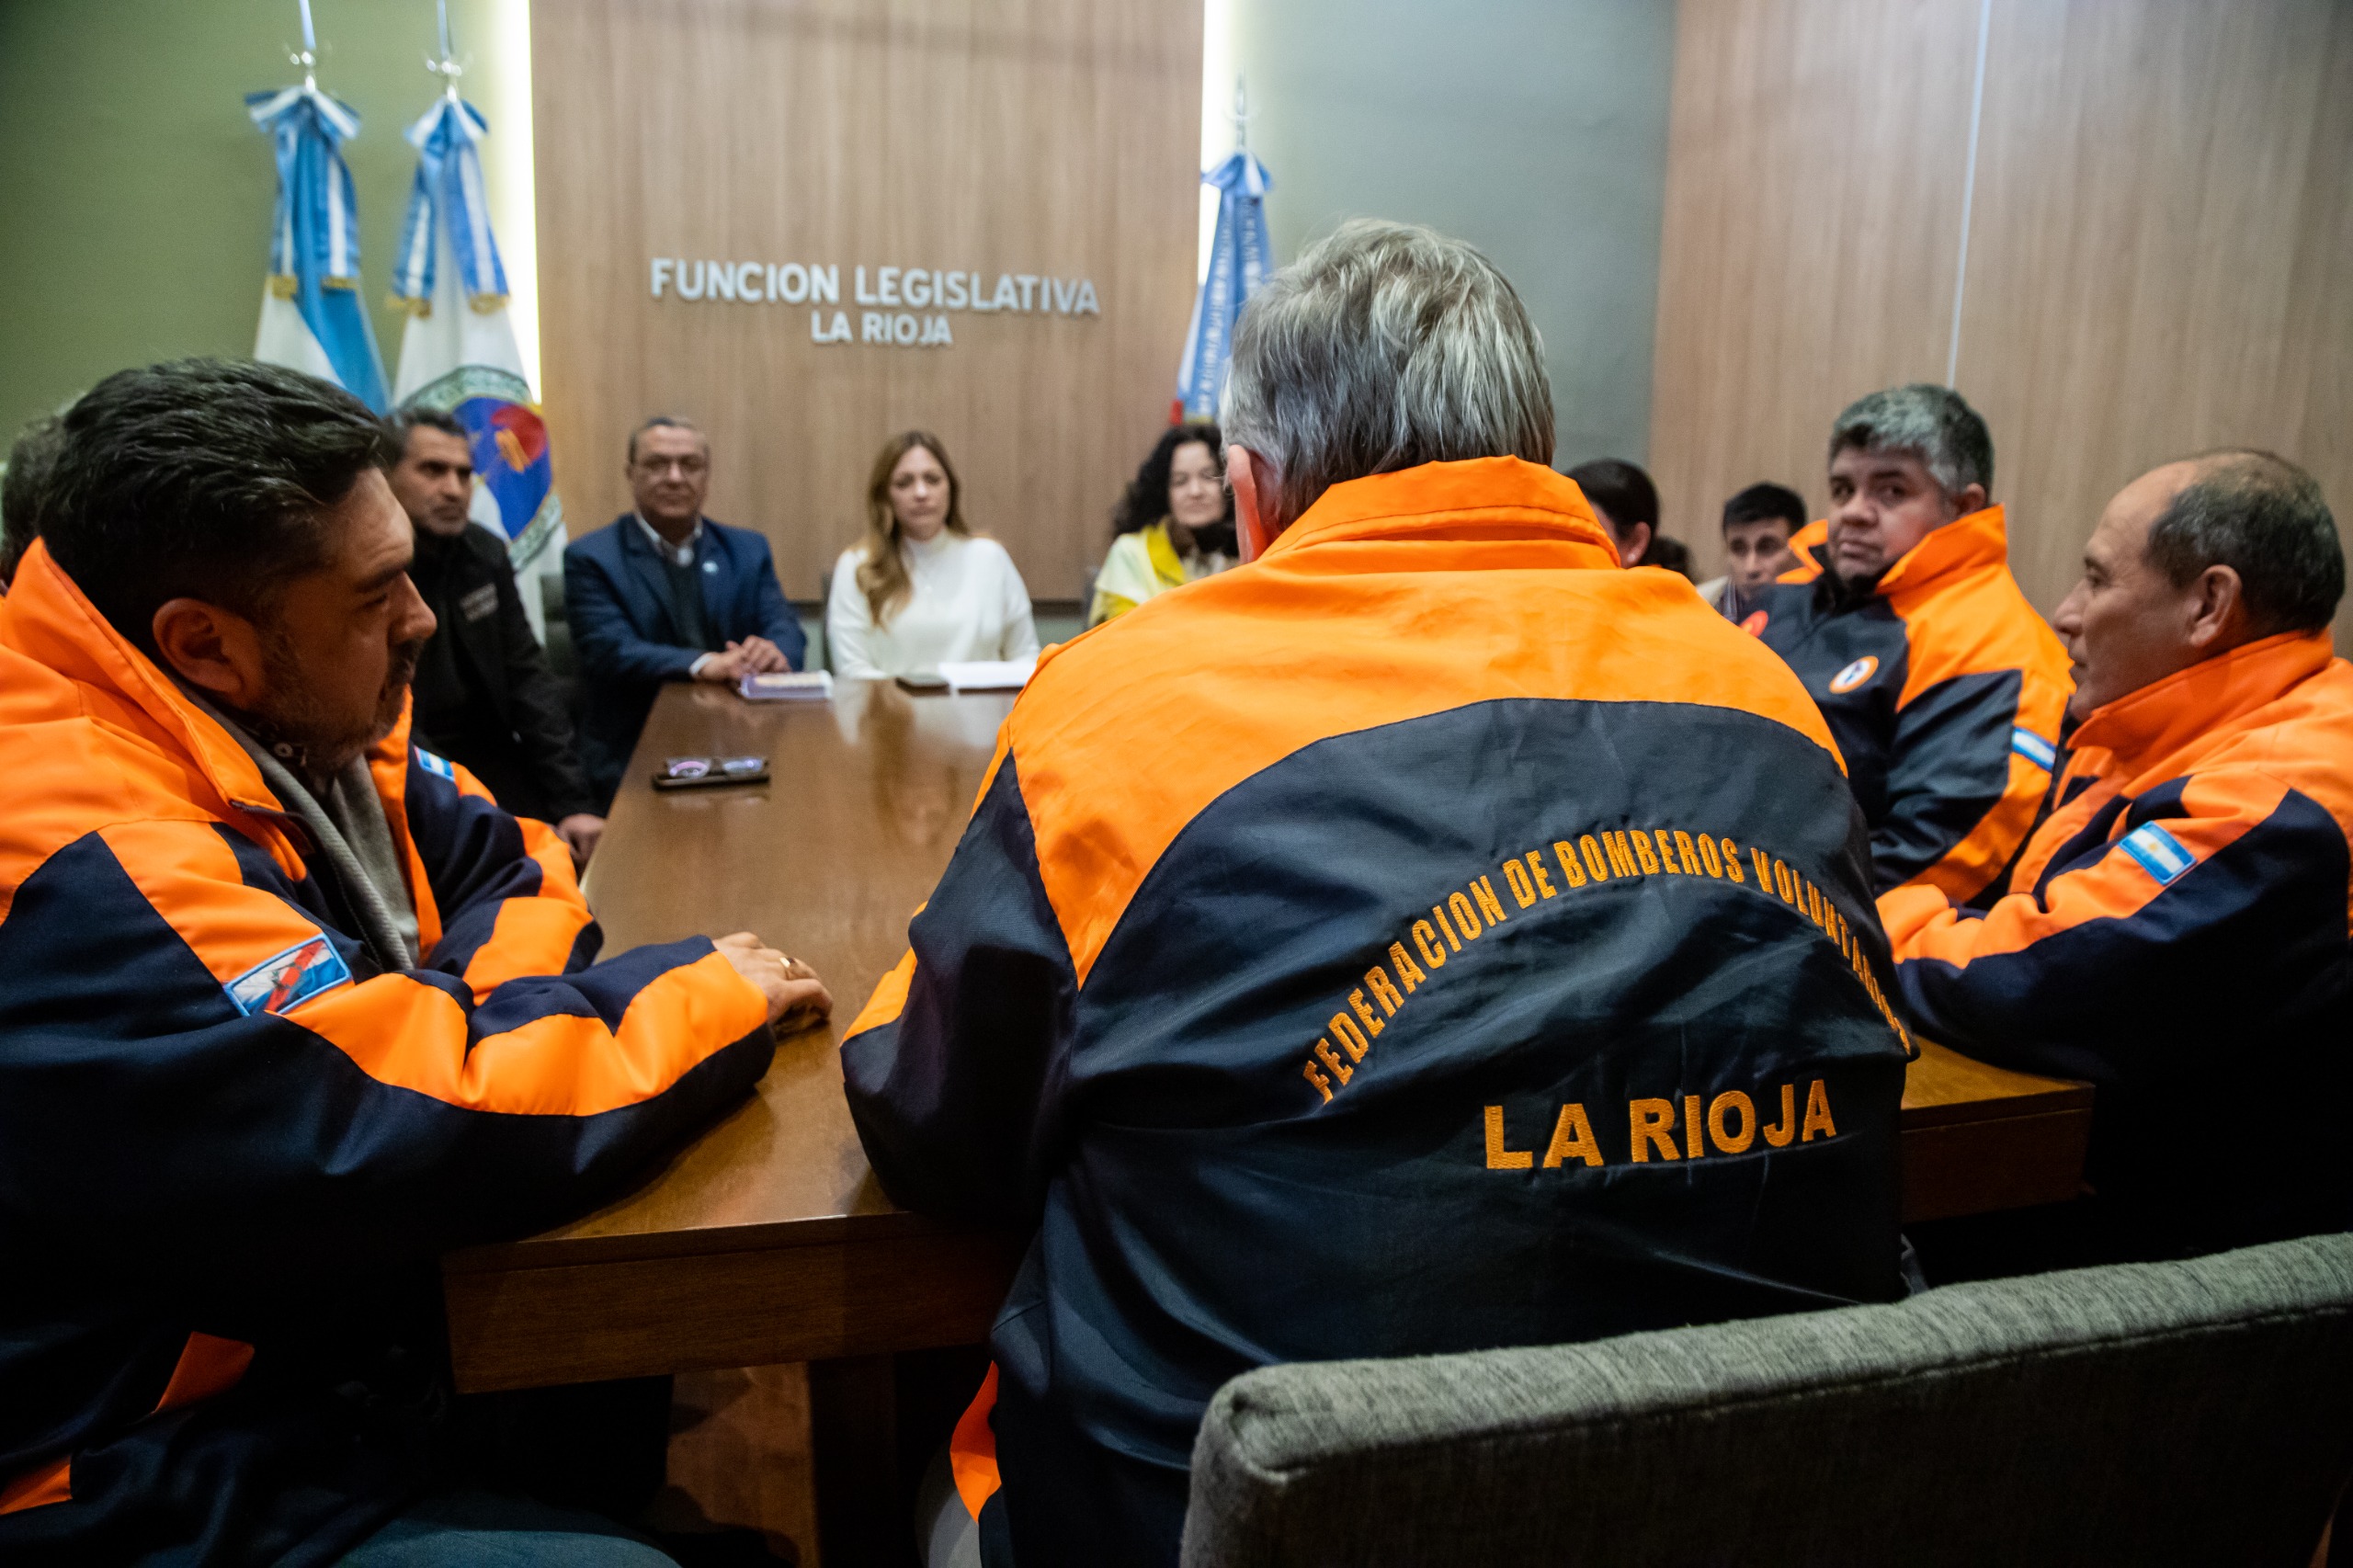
[
  {"xmin": 651, "ymin": 755, "xmax": 770, "ymax": 790},
  {"xmin": 895, "ymin": 672, "xmax": 949, "ymax": 694}
]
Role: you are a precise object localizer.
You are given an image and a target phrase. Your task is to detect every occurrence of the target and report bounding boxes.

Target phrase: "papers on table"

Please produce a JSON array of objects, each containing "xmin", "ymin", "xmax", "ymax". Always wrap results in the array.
[
  {"xmin": 738, "ymin": 670, "xmax": 835, "ymax": 702},
  {"xmin": 937, "ymin": 659, "xmax": 1036, "ymax": 692}
]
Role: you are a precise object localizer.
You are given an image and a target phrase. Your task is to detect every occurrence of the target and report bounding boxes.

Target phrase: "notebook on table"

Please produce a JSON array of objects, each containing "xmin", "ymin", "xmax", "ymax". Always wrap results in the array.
[
  {"xmin": 937, "ymin": 659, "xmax": 1036, "ymax": 693},
  {"xmin": 738, "ymin": 670, "xmax": 835, "ymax": 702}
]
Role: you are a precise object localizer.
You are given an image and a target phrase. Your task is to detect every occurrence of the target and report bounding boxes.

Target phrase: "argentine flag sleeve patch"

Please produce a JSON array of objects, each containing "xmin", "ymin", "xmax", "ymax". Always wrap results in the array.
[
  {"xmin": 2119, "ymin": 822, "xmax": 2196, "ymax": 887},
  {"xmin": 415, "ymin": 746, "xmax": 456, "ymax": 782},
  {"xmin": 2010, "ymin": 728, "xmax": 2058, "ymax": 770}
]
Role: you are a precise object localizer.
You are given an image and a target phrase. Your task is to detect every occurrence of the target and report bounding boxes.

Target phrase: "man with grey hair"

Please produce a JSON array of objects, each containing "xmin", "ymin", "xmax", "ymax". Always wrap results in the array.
[
  {"xmin": 843, "ymin": 220, "xmax": 1911, "ymax": 1568},
  {"xmin": 1754, "ymin": 384, "xmax": 2073, "ymax": 902},
  {"xmin": 1885, "ymin": 449, "xmax": 2352, "ymax": 1265}
]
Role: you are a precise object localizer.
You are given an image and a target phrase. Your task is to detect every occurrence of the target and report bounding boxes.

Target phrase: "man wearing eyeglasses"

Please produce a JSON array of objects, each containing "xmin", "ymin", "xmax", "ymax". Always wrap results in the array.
[{"xmin": 563, "ymin": 415, "xmax": 805, "ymax": 807}]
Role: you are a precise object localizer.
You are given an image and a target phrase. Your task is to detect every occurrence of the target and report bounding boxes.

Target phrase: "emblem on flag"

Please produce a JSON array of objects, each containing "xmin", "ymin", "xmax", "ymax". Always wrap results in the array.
[{"xmin": 402, "ymin": 365, "xmax": 563, "ymax": 576}]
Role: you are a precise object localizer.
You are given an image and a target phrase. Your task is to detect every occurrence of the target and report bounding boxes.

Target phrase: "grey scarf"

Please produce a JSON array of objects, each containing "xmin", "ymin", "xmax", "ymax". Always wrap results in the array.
[{"xmin": 184, "ymin": 689, "xmax": 422, "ymax": 972}]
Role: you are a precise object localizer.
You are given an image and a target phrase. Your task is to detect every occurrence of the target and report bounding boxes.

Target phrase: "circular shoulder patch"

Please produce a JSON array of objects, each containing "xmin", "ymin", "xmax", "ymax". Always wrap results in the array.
[{"xmin": 1828, "ymin": 654, "xmax": 1880, "ymax": 694}]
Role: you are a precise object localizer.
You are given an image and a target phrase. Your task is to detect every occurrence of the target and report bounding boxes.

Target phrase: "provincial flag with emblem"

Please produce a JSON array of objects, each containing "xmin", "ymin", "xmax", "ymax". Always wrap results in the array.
[
  {"xmin": 390, "ymin": 43, "xmax": 565, "ymax": 642},
  {"xmin": 246, "ymin": 62, "xmax": 392, "ymax": 412}
]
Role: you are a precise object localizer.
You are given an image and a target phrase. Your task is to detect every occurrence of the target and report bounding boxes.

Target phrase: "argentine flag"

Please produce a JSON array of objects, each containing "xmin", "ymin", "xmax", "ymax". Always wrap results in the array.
[
  {"xmin": 1173, "ymin": 149, "xmax": 1275, "ymax": 425},
  {"xmin": 391, "ymin": 93, "xmax": 566, "ymax": 642},
  {"xmin": 247, "ymin": 83, "xmax": 391, "ymax": 412}
]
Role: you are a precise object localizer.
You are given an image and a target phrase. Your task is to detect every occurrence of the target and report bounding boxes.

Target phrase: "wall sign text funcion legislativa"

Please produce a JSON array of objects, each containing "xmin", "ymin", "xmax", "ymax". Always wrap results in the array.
[{"xmin": 647, "ymin": 258, "xmax": 1100, "ymax": 350}]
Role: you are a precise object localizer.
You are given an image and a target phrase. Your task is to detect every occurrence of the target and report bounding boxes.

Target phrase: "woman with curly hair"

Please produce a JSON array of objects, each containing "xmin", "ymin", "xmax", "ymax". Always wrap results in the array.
[{"xmin": 1086, "ymin": 422, "xmax": 1235, "ymax": 626}]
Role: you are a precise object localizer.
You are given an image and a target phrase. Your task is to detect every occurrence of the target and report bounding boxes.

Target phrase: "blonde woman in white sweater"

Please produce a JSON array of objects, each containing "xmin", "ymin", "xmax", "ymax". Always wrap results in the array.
[{"xmin": 827, "ymin": 431, "xmax": 1039, "ymax": 679}]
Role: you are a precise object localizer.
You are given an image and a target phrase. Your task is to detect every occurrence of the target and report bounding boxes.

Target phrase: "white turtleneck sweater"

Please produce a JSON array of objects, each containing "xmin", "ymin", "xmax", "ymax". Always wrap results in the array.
[{"xmin": 826, "ymin": 529, "xmax": 1040, "ymax": 679}]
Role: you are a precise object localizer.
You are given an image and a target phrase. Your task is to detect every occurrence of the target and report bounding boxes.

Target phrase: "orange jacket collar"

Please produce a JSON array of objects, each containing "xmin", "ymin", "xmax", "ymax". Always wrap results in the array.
[
  {"xmin": 2068, "ymin": 629, "xmax": 2337, "ymax": 779},
  {"xmin": 1778, "ymin": 508, "xmax": 2010, "ymax": 595},
  {"xmin": 2, "ymin": 540, "xmax": 284, "ymax": 816},
  {"xmin": 1261, "ymin": 457, "xmax": 1623, "ymax": 567},
  {"xmin": 1779, "ymin": 519, "xmax": 1830, "ymax": 583},
  {"xmin": 1873, "ymin": 505, "xmax": 2009, "ymax": 597}
]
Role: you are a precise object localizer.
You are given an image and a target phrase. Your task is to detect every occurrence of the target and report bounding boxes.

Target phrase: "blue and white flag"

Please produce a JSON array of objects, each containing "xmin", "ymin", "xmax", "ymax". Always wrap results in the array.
[
  {"xmin": 392, "ymin": 94, "xmax": 565, "ymax": 640},
  {"xmin": 1173, "ymin": 149, "xmax": 1275, "ymax": 425},
  {"xmin": 391, "ymin": 95, "xmax": 507, "ymax": 317},
  {"xmin": 246, "ymin": 83, "xmax": 391, "ymax": 412}
]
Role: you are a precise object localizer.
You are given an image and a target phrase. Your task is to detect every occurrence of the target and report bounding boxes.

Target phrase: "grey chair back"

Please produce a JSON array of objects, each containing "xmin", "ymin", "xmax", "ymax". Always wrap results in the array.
[
  {"xmin": 536, "ymin": 565, "xmax": 574, "ymax": 678},
  {"xmin": 1183, "ymin": 1233, "xmax": 2353, "ymax": 1567},
  {"xmin": 812, "ymin": 570, "xmax": 833, "ymax": 675}
]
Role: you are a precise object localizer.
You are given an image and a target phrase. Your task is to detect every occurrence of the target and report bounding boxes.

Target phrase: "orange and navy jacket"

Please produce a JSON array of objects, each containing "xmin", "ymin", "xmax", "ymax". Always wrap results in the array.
[
  {"xmin": 1752, "ymin": 507, "xmax": 2073, "ymax": 904},
  {"xmin": 1881, "ymin": 630, "xmax": 2353, "ymax": 1257},
  {"xmin": 0, "ymin": 541, "xmax": 775, "ymax": 1566},
  {"xmin": 839, "ymin": 460, "xmax": 1914, "ymax": 1568}
]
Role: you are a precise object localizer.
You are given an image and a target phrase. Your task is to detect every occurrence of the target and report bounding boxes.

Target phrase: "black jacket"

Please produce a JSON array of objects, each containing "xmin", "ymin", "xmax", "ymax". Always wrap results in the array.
[{"xmin": 407, "ymin": 524, "xmax": 596, "ymax": 824}]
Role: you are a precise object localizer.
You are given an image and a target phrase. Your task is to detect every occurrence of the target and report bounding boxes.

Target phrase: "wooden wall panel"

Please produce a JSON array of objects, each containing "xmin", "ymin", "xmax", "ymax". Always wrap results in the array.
[
  {"xmin": 1652, "ymin": 0, "xmax": 2353, "ymax": 644},
  {"xmin": 531, "ymin": 0, "xmax": 1202, "ymax": 601},
  {"xmin": 1958, "ymin": 0, "xmax": 2353, "ymax": 632},
  {"xmin": 1647, "ymin": 0, "xmax": 1981, "ymax": 564}
]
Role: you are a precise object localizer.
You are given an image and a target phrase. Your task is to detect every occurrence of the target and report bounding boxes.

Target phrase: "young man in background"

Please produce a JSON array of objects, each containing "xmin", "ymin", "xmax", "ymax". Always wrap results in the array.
[
  {"xmin": 1699, "ymin": 481, "xmax": 1805, "ymax": 619},
  {"xmin": 388, "ymin": 407, "xmax": 604, "ymax": 866}
]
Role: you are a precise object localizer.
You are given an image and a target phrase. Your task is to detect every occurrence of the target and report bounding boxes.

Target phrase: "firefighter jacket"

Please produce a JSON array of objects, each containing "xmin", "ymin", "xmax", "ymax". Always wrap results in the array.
[
  {"xmin": 1753, "ymin": 507, "xmax": 2073, "ymax": 903},
  {"xmin": 839, "ymin": 460, "xmax": 1915, "ymax": 1568},
  {"xmin": 0, "ymin": 541, "xmax": 776, "ymax": 1565},
  {"xmin": 1882, "ymin": 629, "xmax": 2353, "ymax": 1257}
]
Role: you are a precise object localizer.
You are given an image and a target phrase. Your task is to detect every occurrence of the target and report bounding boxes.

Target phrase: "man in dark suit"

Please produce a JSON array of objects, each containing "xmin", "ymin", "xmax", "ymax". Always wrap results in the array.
[
  {"xmin": 389, "ymin": 409, "xmax": 605, "ymax": 864},
  {"xmin": 564, "ymin": 416, "xmax": 804, "ymax": 808}
]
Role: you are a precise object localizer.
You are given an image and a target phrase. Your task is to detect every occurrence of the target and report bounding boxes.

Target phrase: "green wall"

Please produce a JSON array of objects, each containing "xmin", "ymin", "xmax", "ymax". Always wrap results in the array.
[
  {"xmin": 1235, "ymin": 0, "xmax": 1677, "ymax": 470},
  {"xmin": 0, "ymin": 0, "xmax": 519, "ymax": 441}
]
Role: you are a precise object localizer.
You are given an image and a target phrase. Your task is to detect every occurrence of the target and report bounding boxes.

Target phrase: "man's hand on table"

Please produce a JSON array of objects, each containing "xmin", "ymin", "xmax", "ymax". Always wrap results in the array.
[
  {"xmin": 730, "ymin": 635, "xmax": 790, "ymax": 675},
  {"xmin": 554, "ymin": 812, "xmax": 606, "ymax": 868},
  {"xmin": 690, "ymin": 638, "xmax": 789, "ymax": 687},
  {"xmin": 692, "ymin": 646, "xmax": 747, "ymax": 684},
  {"xmin": 714, "ymin": 932, "xmax": 834, "ymax": 1032}
]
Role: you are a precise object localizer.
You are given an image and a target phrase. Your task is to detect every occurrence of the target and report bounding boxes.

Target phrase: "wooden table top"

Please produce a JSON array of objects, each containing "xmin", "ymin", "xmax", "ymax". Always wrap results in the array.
[
  {"xmin": 451, "ymin": 678, "xmax": 1017, "ymax": 1272},
  {"xmin": 441, "ymin": 681, "xmax": 2089, "ymax": 1389},
  {"xmin": 1902, "ymin": 1035, "xmax": 2091, "ymax": 1124}
]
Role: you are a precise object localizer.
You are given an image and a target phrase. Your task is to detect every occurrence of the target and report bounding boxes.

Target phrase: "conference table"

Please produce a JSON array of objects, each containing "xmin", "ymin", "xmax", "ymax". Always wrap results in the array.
[{"xmin": 439, "ymin": 679, "xmax": 2093, "ymax": 1558}]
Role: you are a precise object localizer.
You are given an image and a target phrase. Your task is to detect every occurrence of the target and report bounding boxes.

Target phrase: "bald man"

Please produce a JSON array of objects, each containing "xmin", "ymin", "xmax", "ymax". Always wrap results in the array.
[{"xmin": 1882, "ymin": 451, "xmax": 2353, "ymax": 1262}]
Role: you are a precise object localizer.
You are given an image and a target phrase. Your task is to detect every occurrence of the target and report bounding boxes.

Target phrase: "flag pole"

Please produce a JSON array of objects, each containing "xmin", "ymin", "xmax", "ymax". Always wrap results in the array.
[
  {"xmin": 428, "ymin": 0, "xmax": 463, "ymax": 102},
  {"xmin": 293, "ymin": 0, "xmax": 318, "ymax": 89}
]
